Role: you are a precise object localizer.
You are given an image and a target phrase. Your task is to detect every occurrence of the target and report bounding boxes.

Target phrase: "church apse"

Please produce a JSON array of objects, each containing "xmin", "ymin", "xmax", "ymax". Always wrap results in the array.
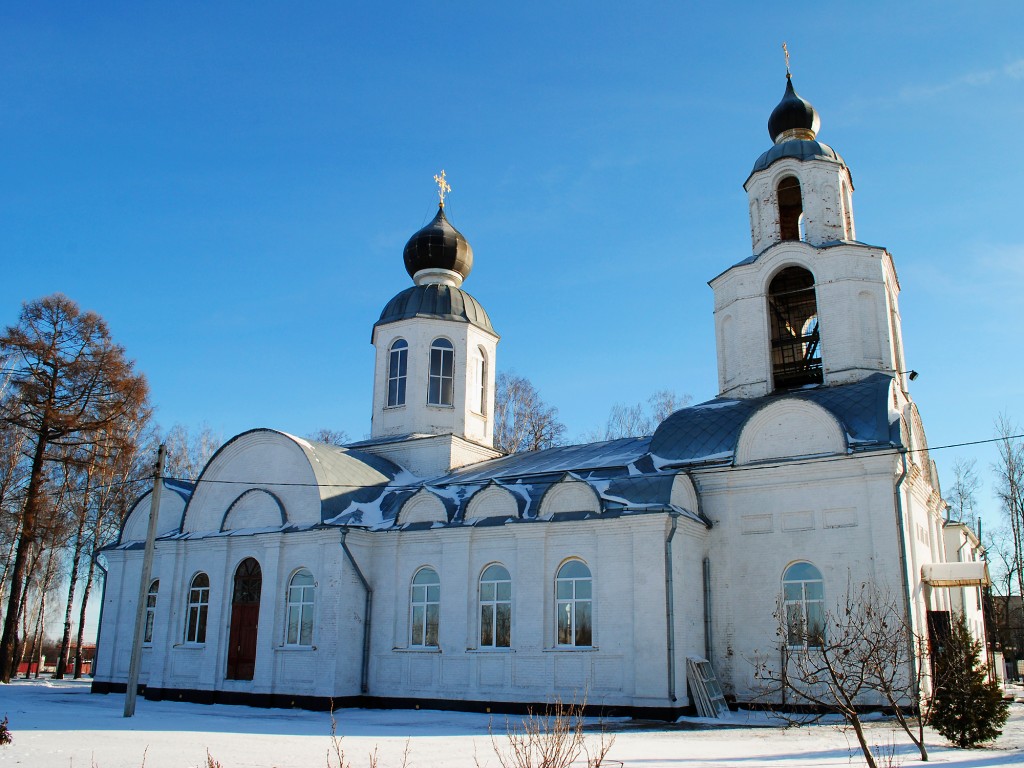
[{"xmin": 768, "ymin": 266, "xmax": 822, "ymax": 390}]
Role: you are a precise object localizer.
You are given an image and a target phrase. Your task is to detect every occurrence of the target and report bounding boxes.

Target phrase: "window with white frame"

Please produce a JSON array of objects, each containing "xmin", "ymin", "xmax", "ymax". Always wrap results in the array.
[
  {"xmin": 185, "ymin": 572, "xmax": 210, "ymax": 644},
  {"xmin": 428, "ymin": 338, "xmax": 454, "ymax": 406},
  {"xmin": 782, "ymin": 562, "xmax": 824, "ymax": 648},
  {"xmin": 285, "ymin": 569, "xmax": 315, "ymax": 646},
  {"xmin": 479, "ymin": 564, "xmax": 511, "ymax": 648},
  {"xmin": 556, "ymin": 560, "xmax": 592, "ymax": 647},
  {"xmin": 410, "ymin": 567, "xmax": 440, "ymax": 647},
  {"xmin": 143, "ymin": 579, "xmax": 159, "ymax": 645},
  {"xmin": 475, "ymin": 347, "xmax": 487, "ymax": 415},
  {"xmin": 387, "ymin": 339, "xmax": 408, "ymax": 407}
]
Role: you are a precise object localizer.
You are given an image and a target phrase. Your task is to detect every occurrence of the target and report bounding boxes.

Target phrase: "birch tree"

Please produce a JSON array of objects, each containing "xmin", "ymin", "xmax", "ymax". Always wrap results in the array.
[
  {"xmin": 994, "ymin": 416, "xmax": 1024, "ymax": 605},
  {"xmin": 162, "ymin": 423, "xmax": 221, "ymax": 480},
  {"xmin": 493, "ymin": 373, "xmax": 566, "ymax": 454}
]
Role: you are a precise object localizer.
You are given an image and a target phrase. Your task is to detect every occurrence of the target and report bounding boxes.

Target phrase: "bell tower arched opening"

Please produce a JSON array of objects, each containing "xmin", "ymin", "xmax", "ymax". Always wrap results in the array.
[
  {"xmin": 778, "ymin": 176, "xmax": 804, "ymax": 242},
  {"xmin": 768, "ymin": 266, "xmax": 822, "ymax": 390}
]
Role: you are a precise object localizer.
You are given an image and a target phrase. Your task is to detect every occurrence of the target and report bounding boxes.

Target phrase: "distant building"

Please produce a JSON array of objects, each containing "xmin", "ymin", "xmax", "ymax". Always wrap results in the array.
[{"xmin": 92, "ymin": 74, "xmax": 988, "ymax": 716}]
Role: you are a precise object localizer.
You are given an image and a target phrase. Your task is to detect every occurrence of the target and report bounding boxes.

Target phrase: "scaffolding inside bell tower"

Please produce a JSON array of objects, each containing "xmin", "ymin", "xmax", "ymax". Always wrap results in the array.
[{"xmin": 769, "ymin": 266, "xmax": 822, "ymax": 390}]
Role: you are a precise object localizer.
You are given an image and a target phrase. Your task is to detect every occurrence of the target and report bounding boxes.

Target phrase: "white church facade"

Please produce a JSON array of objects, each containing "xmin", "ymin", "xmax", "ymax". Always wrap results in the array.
[{"xmin": 92, "ymin": 75, "xmax": 988, "ymax": 717}]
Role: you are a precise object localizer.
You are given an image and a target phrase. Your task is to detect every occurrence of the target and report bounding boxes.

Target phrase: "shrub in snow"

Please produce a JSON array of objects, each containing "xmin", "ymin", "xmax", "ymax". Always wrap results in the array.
[{"xmin": 0, "ymin": 716, "xmax": 11, "ymax": 745}]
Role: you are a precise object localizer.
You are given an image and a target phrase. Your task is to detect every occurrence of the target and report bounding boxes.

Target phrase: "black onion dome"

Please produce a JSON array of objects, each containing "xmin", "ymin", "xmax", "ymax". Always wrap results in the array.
[
  {"xmin": 768, "ymin": 75, "xmax": 821, "ymax": 143},
  {"xmin": 375, "ymin": 284, "xmax": 495, "ymax": 336},
  {"xmin": 403, "ymin": 205, "xmax": 474, "ymax": 281}
]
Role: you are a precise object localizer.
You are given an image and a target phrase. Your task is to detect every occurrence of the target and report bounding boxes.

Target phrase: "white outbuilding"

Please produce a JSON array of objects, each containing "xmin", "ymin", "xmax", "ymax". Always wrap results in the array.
[{"xmin": 93, "ymin": 75, "xmax": 987, "ymax": 717}]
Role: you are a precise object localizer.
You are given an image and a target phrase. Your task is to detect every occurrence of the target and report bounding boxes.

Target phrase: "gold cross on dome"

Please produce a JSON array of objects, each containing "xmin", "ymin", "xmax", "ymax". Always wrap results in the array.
[
  {"xmin": 782, "ymin": 42, "xmax": 791, "ymax": 75},
  {"xmin": 433, "ymin": 170, "xmax": 451, "ymax": 208}
]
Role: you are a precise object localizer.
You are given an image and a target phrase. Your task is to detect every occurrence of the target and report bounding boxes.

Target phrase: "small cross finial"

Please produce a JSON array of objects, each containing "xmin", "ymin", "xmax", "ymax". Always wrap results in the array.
[
  {"xmin": 782, "ymin": 42, "xmax": 791, "ymax": 76},
  {"xmin": 433, "ymin": 169, "xmax": 451, "ymax": 208}
]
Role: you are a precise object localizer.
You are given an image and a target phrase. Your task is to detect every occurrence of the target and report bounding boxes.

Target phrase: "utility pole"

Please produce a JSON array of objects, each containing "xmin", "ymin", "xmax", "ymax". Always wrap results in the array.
[{"xmin": 124, "ymin": 444, "xmax": 165, "ymax": 717}]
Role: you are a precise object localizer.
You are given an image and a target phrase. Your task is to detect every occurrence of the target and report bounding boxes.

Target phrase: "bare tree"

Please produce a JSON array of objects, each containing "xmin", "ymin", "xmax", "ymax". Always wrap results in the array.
[
  {"xmin": 0, "ymin": 294, "xmax": 150, "ymax": 682},
  {"xmin": 52, "ymin": 455, "xmax": 92, "ymax": 679},
  {"xmin": 74, "ymin": 420, "xmax": 150, "ymax": 678},
  {"xmin": 493, "ymin": 373, "xmax": 566, "ymax": 454},
  {"xmin": 53, "ymin": 418, "xmax": 146, "ymax": 679},
  {"xmin": 307, "ymin": 428, "xmax": 350, "ymax": 446},
  {"xmin": 598, "ymin": 390, "xmax": 692, "ymax": 440},
  {"xmin": 647, "ymin": 389, "xmax": 691, "ymax": 423},
  {"xmin": 603, "ymin": 403, "xmax": 650, "ymax": 440},
  {"xmin": 755, "ymin": 583, "xmax": 927, "ymax": 766},
  {"xmin": 162, "ymin": 422, "xmax": 221, "ymax": 480},
  {"xmin": 994, "ymin": 416, "xmax": 1024, "ymax": 605},
  {"xmin": 947, "ymin": 457, "xmax": 981, "ymax": 528},
  {"xmin": 0, "ymin": 425, "xmax": 28, "ymax": 604}
]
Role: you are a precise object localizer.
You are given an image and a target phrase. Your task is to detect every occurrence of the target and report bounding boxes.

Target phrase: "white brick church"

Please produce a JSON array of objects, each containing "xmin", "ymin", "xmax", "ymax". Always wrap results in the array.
[{"xmin": 92, "ymin": 74, "xmax": 988, "ymax": 717}]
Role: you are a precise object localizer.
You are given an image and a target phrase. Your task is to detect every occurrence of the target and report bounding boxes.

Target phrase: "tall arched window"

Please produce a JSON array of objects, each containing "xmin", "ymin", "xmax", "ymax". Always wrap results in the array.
[
  {"xmin": 783, "ymin": 562, "xmax": 824, "ymax": 648},
  {"xmin": 475, "ymin": 347, "xmax": 487, "ymax": 415},
  {"xmin": 285, "ymin": 569, "xmax": 315, "ymax": 646},
  {"xmin": 480, "ymin": 564, "xmax": 511, "ymax": 648},
  {"xmin": 768, "ymin": 266, "xmax": 822, "ymax": 390},
  {"xmin": 777, "ymin": 176, "xmax": 804, "ymax": 242},
  {"xmin": 144, "ymin": 579, "xmax": 159, "ymax": 645},
  {"xmin": 185, "ymin": 573, "xmax": 210, "ymax": 644},
  {"xmin": 410, "ymin": 567, "xmax": 440, "ymax": 647},
  {"xmin": 428, "ymin": 338, "xmax": 454, "ymax": 406},
  {"xmin": 387, "ymin": 339, "xmax": 408, "ymax": 407},
  {"xmin": 556, "ymin": 560, "xmax": 592, "ymax": 647}
]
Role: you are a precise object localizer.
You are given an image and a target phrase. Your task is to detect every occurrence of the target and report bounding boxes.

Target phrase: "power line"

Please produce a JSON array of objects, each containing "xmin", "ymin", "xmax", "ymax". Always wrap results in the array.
[{"xmin": 154, "ymin": 431, "xmax": 1024, "ymax": 491}]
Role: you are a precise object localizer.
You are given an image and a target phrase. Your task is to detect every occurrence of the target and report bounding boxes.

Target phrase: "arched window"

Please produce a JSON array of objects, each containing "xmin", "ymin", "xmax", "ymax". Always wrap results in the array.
[
  {"xmin": 777, "ymin": 176, "xmax": 804, "ymax": 242},
  {"xmin": 480, "ymin": 564, "xmax": 511, "ymax": 648},
  {"xmin": 768, "ymin": 266, "xmax": 822, "ymax": 389},
  {"xmin": 556, "ymin": 560, "xmax": 592, "ymax": 647},
  {"xmin": 285, "ymin": 569, "xmax": 315, "ymax": 647},
  {"xmin": 387, "ymin": 339, "xmax": 408, "ymax": 407},
  {"xmin": 410, "ymin": 567, "xmax": 440, "ymax": 647},
  {"xmin": 783, "ymin": 562, "xmax": 825, "ymax": 648},
  {"xmin": 475, "ymin": 347, "xmax": 487, "ymax": 415},
  {"xmin": 428, "ymin": 339, "xmax": 454, "ymax": 406},
  {"xmin": 185, "ymin": 573, "xmax": 210, "ymax": 644},
  {"xmin": 144, "ymin": 579, "xmax": 159, "ymax": 645}
]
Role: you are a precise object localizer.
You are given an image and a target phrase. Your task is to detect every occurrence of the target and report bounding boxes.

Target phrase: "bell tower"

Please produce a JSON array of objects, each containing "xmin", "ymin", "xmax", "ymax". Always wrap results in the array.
[{"xmin": 710, "ymin": 73, "xmax": 909, "ymax": 399}]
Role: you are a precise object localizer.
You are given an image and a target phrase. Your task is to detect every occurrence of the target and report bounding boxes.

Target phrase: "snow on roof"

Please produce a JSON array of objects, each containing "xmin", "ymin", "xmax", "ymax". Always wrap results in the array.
[
  {"xmin": 116, "ymin": 378, "xmax": 897, "ymax": 541},
  {"xmin": 651, "ymin": 373, "xmax": 900, "ymax": 467}
]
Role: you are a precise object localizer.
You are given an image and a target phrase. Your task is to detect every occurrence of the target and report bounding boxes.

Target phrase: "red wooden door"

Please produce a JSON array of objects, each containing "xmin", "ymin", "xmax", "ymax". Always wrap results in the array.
[{"xmin": 226, "ymin": 558, "xmax": 262, "ymax": 681}]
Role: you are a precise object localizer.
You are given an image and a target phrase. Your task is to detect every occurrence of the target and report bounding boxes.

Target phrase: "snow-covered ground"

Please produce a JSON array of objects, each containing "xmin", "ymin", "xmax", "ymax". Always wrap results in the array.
[{"xmin": 1, "ymin": 680, "xmax": 1023, "ymax": 768}]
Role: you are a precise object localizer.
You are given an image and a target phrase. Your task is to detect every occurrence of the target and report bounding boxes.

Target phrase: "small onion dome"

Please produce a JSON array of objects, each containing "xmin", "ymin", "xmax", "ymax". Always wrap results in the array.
[
  {"xmin": 375, "ymin": 284, "xmax": 496, "ymax": 336},
  {"xmin": 403, "ymin": 205, "xmax": 474, "ymax": 285},
  {"xmin": 768, "ymin": 75, "xmax": 821, "ymax": 144}
]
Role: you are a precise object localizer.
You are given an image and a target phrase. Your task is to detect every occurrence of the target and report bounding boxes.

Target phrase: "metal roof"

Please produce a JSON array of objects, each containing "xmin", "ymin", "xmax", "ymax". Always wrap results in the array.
[
  {"xmin": 749, "ymin": 139, "xmax": 845, "ymax": 178},
  {"xmin": 443, "ymin": 437, "xmax": 652, "ymax": 484},
  {"xmin": 650, "ymin": 373, "xmax": 900, "ymax": 466},
  {"xmin": 374, "ymin": 284, "xmax": 496, "ymax": 336}
]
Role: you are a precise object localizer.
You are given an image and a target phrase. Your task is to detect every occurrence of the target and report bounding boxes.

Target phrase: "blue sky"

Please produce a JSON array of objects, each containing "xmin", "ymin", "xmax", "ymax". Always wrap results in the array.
[{"xmin": 2, "ymin": 2, "xmax": 1022, "ymax": 527}]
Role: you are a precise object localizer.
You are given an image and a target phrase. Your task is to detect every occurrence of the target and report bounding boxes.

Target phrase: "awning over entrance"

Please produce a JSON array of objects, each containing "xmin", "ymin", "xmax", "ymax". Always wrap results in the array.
[{"xmin": 921, "ymin": 562, "xmax": 990, "ymax": 588}]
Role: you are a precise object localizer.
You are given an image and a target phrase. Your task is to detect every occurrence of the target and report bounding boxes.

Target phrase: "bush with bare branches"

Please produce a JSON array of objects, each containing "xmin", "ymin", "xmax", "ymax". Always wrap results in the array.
[
  {"xmin": 754, "ymin": 583, "xmax": 928, "ymax": 767},
  {"xmin": 478, "ymin": 698, "xmax": 616, "ymax": 768}
]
